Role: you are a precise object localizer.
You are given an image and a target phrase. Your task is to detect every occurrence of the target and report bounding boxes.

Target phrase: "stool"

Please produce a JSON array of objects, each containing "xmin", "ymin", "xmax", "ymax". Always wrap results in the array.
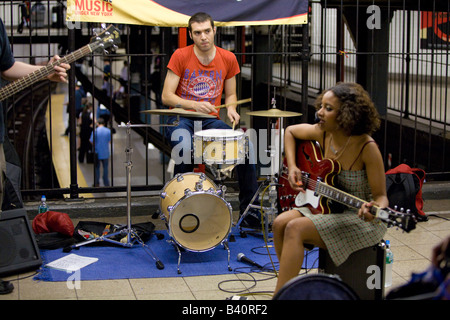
[{"xmin": 318, "ymin": 242, "xmax": 386, "ymax": 300}]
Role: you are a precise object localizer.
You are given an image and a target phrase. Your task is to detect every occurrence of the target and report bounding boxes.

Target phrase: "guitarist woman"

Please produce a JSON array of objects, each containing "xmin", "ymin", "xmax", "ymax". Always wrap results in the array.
[{"xmin": 273, "ymin": 82, "xmax": 388, "ymax": 296}]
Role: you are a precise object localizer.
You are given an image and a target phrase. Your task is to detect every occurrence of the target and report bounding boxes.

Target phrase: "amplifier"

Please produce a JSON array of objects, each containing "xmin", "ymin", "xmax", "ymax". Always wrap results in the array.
[
  {"xmin": 319, "ymin": 242, "xmax": 386, "ymax": 300},
  {"xmin": 0, "ymin": 208, "xmax": 42, "ymax": 276}
]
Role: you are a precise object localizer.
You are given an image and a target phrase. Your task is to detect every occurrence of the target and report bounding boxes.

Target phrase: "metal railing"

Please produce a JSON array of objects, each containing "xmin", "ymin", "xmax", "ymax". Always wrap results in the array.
[{"xmin": 1, "ymin": 0, "xmax": 448, "ymax": 201}]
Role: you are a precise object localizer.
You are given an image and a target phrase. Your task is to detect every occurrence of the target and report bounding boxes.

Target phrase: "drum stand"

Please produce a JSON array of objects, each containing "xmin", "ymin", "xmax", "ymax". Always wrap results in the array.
[
  {"xmin": 208, "ymin": 163, "xmax": 237, "ymax": 181},
  {"xmin": 67, "ymin": 121, "xmax": 179, "ymax": 270},
  {"xmin": 169, "ymin": 239, "xmax": 232, "ymax": 275}
]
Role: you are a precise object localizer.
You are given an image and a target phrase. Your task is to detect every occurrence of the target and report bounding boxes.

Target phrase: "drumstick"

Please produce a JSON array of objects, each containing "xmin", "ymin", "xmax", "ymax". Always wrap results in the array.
[
  {"xmin": 232, "ymin": 121, "xmax": 236, "ymax": 130},
  {"xmin": 215, "ymin": 98, "xmax": 251, "ymax": 110}
]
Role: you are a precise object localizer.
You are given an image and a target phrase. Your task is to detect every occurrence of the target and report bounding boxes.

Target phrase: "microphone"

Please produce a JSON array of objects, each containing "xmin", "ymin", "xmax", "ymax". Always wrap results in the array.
[{"xmin": 237, "ymin": 253, "xmax": 263, "ymax": 269}]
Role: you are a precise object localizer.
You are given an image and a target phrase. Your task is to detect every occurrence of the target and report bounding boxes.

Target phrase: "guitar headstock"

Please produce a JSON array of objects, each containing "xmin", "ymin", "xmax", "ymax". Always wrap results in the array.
[
  {"xmin": 376, "ymin": 207, "xmax": 417, "ymax": 232},
  {"xmin": 89, "ymin": 25, "xmax": 121, "ymax": 54}
]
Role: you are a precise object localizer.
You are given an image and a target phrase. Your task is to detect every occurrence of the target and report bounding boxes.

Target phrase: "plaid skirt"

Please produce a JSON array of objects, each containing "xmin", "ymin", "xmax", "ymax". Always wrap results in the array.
[{"xmin": 295, "ymin": 206, "xmax": 387, "ymax": 267}]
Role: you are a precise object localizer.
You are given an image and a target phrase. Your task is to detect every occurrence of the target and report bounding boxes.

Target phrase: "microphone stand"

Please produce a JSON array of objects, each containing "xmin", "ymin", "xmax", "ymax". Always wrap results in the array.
[{"xmin": 66, "ymin": 120, "xmax": 179, "ymax": 270}]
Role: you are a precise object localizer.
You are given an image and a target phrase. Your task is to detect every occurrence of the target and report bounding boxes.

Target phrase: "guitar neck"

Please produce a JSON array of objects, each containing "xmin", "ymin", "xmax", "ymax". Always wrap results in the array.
[
  {"xmin": 313, "ymin": 179, "xmax": 382, "ymax": 216},
  {"xmin": 0, "ymin": 44, "xmax": 92, "ymax": 101}
]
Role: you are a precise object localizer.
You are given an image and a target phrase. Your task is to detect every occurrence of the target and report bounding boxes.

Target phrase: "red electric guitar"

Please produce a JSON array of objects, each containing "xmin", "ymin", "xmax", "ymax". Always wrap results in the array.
[{"xmin": 278, "ymin": 140, "xmax": 416, "ymax": 232}]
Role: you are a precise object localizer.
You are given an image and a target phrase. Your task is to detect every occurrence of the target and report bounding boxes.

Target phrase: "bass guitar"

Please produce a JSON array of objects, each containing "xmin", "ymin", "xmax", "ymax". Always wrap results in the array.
[
  {"xmin": 279, "ymin": 140, "xmax": 416, "ymax": 232},
  {"xmin": 0, "ymin": 25, "xmax": 120, "ymax": 101}
]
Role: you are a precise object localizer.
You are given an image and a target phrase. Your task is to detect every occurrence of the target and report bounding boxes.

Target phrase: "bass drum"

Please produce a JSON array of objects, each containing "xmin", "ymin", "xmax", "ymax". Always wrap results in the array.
[
  {"xmin": 160, "ymin": 172, "xmax": 232, "ymax": 252},
  {"xmin": 273, "ymin": 274, "xmax": 360, "ymax": 300}
]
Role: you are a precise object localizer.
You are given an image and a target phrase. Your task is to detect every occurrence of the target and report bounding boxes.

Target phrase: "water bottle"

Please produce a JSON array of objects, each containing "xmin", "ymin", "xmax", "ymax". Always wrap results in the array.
[
  {"xmin": 385, "ymin": 240, "xmax": 394, "ymax": 287},
  {"xmin": 38, "ymin": 195, "xmax": 49, "ymax": 214}
]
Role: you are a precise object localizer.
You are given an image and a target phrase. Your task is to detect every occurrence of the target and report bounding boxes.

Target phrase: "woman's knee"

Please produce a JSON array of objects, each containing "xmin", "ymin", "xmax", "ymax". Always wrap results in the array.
[
  {"xmin": 273, "ymin": 210, "xmax": 299, "ymax": 234},
  {"xmin": 283, "ymin": 217, "xmax": 312, "ymax": 242}
]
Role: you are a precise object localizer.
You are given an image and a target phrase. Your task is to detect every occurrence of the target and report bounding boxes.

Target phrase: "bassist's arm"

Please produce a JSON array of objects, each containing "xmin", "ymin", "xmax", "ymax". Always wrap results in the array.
[{"xmin": 2, "ymin": 57, "xmax": 69, "ymax": 83}]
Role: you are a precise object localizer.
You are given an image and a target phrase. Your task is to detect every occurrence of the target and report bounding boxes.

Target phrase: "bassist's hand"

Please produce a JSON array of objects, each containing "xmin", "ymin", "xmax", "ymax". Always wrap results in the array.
[{"xmin": 47, "ymin": 55, "xmax": 70, "ymax": 83}]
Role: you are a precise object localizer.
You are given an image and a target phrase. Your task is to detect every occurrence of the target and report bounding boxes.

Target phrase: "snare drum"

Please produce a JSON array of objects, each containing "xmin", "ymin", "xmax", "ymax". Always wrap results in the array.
[
  {"xmin": 193, "ymin": 129, "xmax": 247, "ymax": 164},
  {"xmin": 159, "ymin": 172, "xmax": 232, "ymax": 252}
]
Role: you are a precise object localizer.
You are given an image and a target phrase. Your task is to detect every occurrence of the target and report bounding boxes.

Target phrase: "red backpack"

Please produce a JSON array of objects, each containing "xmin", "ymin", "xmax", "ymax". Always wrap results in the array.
[{"xmin": 385, "ymin": 164, "xmax": 427, "ymax": 221}]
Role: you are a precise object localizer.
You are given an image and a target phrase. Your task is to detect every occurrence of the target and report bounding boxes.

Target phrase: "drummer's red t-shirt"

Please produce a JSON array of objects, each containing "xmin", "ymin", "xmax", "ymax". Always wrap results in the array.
[{"xmin": 167, "ymin": 44, "xmax": 240, "ymax": 118}]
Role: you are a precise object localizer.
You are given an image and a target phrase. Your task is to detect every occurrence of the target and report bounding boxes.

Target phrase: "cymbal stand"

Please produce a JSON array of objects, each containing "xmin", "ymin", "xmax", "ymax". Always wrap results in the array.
[
  {"xmin": 67, "ymin": 120, "xmax": 179, "ymax": 270},
  {"xmin": 235, "ymin": 98, "xmax": 284, "ymax": 238}
]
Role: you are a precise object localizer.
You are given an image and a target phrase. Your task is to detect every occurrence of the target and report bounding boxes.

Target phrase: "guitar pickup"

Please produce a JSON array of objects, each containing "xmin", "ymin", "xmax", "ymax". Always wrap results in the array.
[
  {"xmin": 301, "ymin": 171, "xmax": 309, "ymax": 190},
  {"xmin": 313, "ymin": 176, "xmax": 322, "ymax": 197}
]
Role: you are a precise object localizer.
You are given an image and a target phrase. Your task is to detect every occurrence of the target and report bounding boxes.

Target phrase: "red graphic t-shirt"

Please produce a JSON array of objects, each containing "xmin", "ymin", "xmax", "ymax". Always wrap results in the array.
[{"xmin": 167, "ymin": 44, "xmax": 240, "ymax": 118}]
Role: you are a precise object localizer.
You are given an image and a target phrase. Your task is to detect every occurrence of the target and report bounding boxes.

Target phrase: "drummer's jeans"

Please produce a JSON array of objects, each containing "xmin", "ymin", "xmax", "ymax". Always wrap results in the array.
[{"xmin": 165, "ymin": 116, "xmax": 258, "ymax": 213}]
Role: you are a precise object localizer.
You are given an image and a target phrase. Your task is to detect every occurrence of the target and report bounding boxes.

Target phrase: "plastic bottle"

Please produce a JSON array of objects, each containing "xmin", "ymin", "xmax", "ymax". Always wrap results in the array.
[
  {"xmin": 385, "ymin": 240, "xmax": 394, "ymax": 287},
  {"xmin": 38, "ymin": 195, "xmax": 49, "ymax": 214}
]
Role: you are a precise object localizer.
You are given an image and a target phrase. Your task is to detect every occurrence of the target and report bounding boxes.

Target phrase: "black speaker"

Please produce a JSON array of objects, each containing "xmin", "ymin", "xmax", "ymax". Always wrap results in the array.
[
  {"xmin": 0, "ymin": 208, "xmax": 42, "ymax": 276},
  {"xmin": 319, "ymin": 243, "xmax": 386, "ymax": 300}
]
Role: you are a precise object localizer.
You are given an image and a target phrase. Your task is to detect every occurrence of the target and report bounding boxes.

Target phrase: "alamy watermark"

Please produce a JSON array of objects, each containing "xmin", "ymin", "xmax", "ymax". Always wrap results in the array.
[
  {"xmin": 367, "ymin": 5, "xmax": 382, "ymax": 30},
  {"xmin": 66, "ymin": 270, "xmax": 81, "ymax": 289},
  {"xmin": 168, "ymin": 123, "xmax": 280, "ymax": 175}
]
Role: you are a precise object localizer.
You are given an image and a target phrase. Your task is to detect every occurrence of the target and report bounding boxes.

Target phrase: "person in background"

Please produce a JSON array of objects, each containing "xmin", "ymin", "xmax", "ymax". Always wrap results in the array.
[
  {"xmin": 90, "ymin": 117, "xmax": 111, "ymax": 187},
  {"xmin": 78, "ymin": 101, "xmax": 93, "ymax": 163}
]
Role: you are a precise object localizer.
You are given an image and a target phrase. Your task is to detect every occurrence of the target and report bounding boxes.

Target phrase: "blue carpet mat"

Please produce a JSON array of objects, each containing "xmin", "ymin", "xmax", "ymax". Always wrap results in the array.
[{"xmin": 34, "ymin": 228, "xmax": 318, "ymax": 282}]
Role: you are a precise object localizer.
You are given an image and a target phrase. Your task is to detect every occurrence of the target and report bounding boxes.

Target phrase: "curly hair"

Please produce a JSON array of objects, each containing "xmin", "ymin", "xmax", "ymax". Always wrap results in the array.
[{"xmin": 314, "ymin": 82, "xmax": 381, "ymax": 136}]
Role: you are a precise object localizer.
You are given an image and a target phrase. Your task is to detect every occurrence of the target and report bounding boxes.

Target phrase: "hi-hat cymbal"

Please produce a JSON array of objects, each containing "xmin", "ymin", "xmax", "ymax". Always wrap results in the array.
[
  {"xmin": 246, "ymin": 108, "xmax": 302, "ymax": 118},
  {"xmin": 141, "ymin": 108, "xmax": 216, "ymax": 118}
]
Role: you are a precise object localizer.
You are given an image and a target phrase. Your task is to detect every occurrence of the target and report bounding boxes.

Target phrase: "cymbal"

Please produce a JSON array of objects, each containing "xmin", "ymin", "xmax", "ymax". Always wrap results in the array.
[
  {"xmin": 246, "ymin": 108, "xmax": 303, "ymax": 118},
  {"xmin": 141, "ymin": 108, "xmax": 216, "ymax": 118}
]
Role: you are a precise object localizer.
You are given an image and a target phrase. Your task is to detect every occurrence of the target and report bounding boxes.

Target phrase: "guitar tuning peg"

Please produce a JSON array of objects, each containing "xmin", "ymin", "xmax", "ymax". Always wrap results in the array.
[
  {"xmin": 104, "ymin": 50, "xmax": 109, "ymax": 55},
  {"xmin": 101, "ymin": 23, "xmax": 107, "ymax": 30},
  {"xmin": 92, "ymin": 27, "xmax": 102, "ymax": 36}
]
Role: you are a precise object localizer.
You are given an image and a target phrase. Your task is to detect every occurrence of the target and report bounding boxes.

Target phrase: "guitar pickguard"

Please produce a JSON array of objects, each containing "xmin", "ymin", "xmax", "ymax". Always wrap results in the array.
[
  {"xmin": 278, "ymin": 140, "xmax": 341, "ymax": 214},
  {"xmin": 295, "ymin": 189, "xmax": 320, "ymax": 210}
]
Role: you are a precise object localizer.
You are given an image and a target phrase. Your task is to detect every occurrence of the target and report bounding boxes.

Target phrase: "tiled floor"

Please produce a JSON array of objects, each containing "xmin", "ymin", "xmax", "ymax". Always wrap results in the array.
[{"xmin": 1, "ymin": 199, "xmax": 449, "ymax": 301}]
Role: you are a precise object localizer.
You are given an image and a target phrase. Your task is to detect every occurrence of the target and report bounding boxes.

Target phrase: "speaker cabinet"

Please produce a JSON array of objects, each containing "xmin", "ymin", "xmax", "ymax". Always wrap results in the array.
[
  {"xmin": 0, "ymin": 208, "xmax": 42, "ymax": 276},
  {"xmin": 319, "ymin": 243, "xmax": 386, "ymax": 300}
]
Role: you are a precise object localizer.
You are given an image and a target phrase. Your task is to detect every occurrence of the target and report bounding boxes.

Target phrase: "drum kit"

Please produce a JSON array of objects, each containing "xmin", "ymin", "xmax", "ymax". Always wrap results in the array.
[{"xmin": 71, "ymin": 99, "xmax": 302, "ymax": 274}]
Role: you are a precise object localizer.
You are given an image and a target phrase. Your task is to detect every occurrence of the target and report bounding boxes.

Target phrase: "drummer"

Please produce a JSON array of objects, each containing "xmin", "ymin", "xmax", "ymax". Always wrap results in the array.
[{"xmin": 161, "ymin": 12, "xmax": 260, "ymax": 228}]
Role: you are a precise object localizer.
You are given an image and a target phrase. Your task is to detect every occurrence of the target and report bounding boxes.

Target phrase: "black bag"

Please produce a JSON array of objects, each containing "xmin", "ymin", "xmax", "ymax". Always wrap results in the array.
[
  {"xmin": 35, "ymin": 232, "xmax": 76, "ymax": 250},
  {"xmin": 386, "ymin": 164, "xmax": 427, "ymax": 221}
]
